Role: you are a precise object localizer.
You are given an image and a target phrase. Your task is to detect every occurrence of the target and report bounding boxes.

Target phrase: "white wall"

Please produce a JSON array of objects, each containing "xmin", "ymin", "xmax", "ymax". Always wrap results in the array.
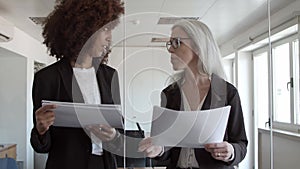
[
  {"xmin": 222, "ymin": 59, "xmax": 234, "ymax": 84},
  {"xmin": 0, "ymin": 51, "xmax": 27, "ymax": 167},
  {"xmin": 0, "ymin": 27, "xmax": 54, "ymax": 64},
  {"xmin": 0, "ymin": 20, "xmax": 55, "ymax": 169},
  {"xmin": 109, "ymin": 47, "xmax": 173, "ymax": 132},
  {"xmin": 258, "ymin": 129, "xmax": 300, "ymax": 169},
  {"xmin": 236, "ymin": 51, "xmax": 253, "ymax": 169}
]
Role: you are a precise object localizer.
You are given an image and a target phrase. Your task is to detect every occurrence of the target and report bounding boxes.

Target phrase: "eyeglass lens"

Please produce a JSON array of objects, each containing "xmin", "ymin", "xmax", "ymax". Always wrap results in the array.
[{"xmin": 166, "ymin": 38, "xmax": 180, "ymax": 50}]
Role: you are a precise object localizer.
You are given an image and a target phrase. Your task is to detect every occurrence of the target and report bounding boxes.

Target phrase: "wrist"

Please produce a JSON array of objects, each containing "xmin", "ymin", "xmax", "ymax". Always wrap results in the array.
[
  {"xmin": 110, "ymin": 130, "xmax": 120, "ymax": 142},
  {"xmin": 158, "ymin": 146, "xmax": 164, "ymax": 156},
  {"xmin": 226, "ymin": 144, "xmax": 235, "ymax": 162}
]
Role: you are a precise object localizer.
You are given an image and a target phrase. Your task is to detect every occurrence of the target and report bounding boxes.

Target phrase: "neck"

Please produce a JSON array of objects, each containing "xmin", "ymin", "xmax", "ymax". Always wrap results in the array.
[
  {"xmin": 71, "ymin": 55, "xmax": 93, "ymax": 68},
  {"xmin": 184, "ymin": 65, "xmax": 209, "ymax": 86}
]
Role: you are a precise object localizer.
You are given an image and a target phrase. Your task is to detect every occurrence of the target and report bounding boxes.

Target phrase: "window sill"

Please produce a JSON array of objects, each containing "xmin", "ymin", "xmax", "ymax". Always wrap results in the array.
[{"xmin": 258, "ymin": 127, "xmax": 300, "ymax": 142}]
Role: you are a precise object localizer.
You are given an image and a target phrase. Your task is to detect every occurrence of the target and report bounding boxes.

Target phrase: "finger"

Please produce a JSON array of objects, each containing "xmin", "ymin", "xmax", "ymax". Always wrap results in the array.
[
  {"xmin": 138, "ymin": 143, "xmax": 150, "ymax": 152},
  {"xmin": 89, "ymin": 127, "xmax": 114, "ymax": 141},
  {"xmin": 45, "ymin": 116, "xmax": 55, "ymax": 125},
  {"xmin": 41, "ymin": 117, "xmax": 55, "ymax": 129},
  {"xmin": 147, "ymin": 149, "xmax": 157, "ymax": 158},
  {"xmin": 139, "ymin": 137, "xmax": 151, "ymax": 145},
  {"xmin": 99, "ymin": 127, "xmax": 115, "ymax": 138},
  {"xmin": 138, "ymin": 140, "xmax": 152, "ymax": 152},
  {"xmin": 89, "ymin": 127, "xmax": 103, "ymax": 136},
  {"xmin": 36, "ymin": 113, "xmax": 55, "ymax": 125},
  {"xmin": 99, "ymin": 124, "xmax": 113, "ymax": 131},
  {"xmin": 147, "ymin": 146, "xmax": 162, "ymax": 158},
  {"xmin": 213, "ymin": 152, "xmax": 224, "ymax": 160},
  {"xmin": 145, "ymin": 145, "xmax": 154, "ymax": 154},
  {"xmin": 43, "ymin": 111, "xmax": 55, "ymax": 119},
  {"xmin": 37, "ymin": 113, "xmax": 55, "ymax": 125},
  {"xmin": 101, "ymin": 128, "xmax": 114, "ymax": 136},
  {"xmin": 211, "ymin": 143, "xmax": 231, "ymax": 154},
  {"xmin": 37, "ymin": 104, "xmax": 57, "ymax": 114},
  {"xmin": 36, "ymin": 110, "xmax": 55, "ymax": 120},
  {"xmin": 205, "ymin": 142, "xmax": 226, "ymax": 149}
]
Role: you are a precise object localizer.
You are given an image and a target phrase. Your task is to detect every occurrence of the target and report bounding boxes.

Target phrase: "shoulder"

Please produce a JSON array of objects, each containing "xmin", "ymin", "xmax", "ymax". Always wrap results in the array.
[
  {"xmin": 99, "ymin": 64, "xmax": 117, "ymax": 73},
  {"xmin": 211, "ymin": 74, "xmax": 238, "ymax": 95},
  {"xmin": 97, "ymin": 64, "xmax": 118, "ymax": 76},
  {"xmin": 162, "ymin": 81, "xmax": 180, "ymax": 95},
  {"xmin": 34, "ymin": 59, "xmax": 68, "ymax": 82},
  {"xmin": 210, "ymin": 74, "xmax": 240, "ymax": 104},
  {"xmin": 97, "ymin": 64, "xmax": 119, "ymax": 82},
  {"xmin": 225, "ymin": 81, "xmax": 238, "ymax": 94}
]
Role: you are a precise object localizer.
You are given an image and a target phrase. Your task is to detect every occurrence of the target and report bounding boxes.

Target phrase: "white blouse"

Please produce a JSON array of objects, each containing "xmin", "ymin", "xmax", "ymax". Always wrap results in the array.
[
  {"xmin": 176, "ymin": 91, "xmax": 207, "ymax": 168},
  {"xmin": 73, "ymin": 67, "xmax": 103, "ymax": 156}
]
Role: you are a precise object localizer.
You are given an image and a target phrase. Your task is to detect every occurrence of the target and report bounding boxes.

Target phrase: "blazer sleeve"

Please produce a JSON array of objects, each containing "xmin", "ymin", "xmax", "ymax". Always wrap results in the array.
[
  {"xmin": 226, "ymin": 87, "xmax": 248, "ymax": 166},
  {"xmin": 102, "ymin": 69, "xmax": 124, "ymax": 155},
  {"xmin": 111, "ymin": 70, "xmax": 121, "ymax": 105},
  {"xmin": 30, "ymin": 72, "xmax": 53, "ymax": 153}
]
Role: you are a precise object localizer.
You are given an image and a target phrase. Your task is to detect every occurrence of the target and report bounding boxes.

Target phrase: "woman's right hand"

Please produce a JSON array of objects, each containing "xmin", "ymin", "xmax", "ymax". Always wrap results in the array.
[
  {"xmin": 35, "ymin": 104, "xmax": 56, "ymax": 135},
  {"xmin": 138, "ymin": 137, "xmax": 163, "ymax": 158}
]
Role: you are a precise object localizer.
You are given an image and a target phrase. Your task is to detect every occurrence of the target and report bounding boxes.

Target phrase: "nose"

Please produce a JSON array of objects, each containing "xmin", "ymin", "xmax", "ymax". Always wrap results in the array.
[{"xmin": 168, "ymin": 47, "xmax": 175, "ymax": 53}]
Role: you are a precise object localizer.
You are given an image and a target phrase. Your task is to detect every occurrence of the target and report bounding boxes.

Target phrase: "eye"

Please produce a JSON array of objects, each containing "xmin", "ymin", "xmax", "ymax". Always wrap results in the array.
[{"xmin": 171, "ymin": 38, "xmax": 180, "ymax": 48}]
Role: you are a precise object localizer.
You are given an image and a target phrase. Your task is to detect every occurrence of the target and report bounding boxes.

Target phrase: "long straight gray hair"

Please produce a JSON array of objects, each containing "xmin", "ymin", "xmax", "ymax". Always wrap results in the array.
[{"xmin": 169, "ymin": 19, "xmax": 226, "ymax": 83}]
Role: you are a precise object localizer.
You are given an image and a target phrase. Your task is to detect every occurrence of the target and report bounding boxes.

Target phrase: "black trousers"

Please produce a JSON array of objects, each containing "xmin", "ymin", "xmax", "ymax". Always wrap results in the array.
[{"xmin": 88, "ymin": 154, "xmax": 105, "ymax": 169}]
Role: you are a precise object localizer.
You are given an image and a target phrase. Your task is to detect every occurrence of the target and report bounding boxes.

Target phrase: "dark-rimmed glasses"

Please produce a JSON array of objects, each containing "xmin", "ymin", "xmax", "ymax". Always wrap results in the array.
[{"xmin": 166, "ymin": 37, "xmax": 190, "ymax": 51}]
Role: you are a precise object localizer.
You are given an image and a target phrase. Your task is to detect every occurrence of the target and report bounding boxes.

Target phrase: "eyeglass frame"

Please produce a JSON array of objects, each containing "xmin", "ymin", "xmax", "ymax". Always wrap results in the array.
[{"xmin": 166, "ymin": 37, "xmax": 191, "ymax": 51}]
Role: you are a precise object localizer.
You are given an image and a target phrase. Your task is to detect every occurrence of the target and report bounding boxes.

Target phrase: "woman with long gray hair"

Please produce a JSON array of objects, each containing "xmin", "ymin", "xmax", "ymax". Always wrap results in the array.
[{"xmin": 139, "ymin": 19, "xmax": 247, "ymax": 169}]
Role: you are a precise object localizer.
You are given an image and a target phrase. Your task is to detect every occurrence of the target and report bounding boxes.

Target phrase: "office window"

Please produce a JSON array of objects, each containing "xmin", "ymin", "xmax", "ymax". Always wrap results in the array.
[
  {"xmin": 293, "ymin": 39, "xmax": 300, "ymax": 125},
  {"xmin": 253, "ymin": 34, "xmax": 300, "ymax": 132},
  {"xmin": 254, "ymin": 52, "xmax": 269, "ymax": 128},
  {"xmin": 273, "ymin": 43, "xmax": 291, "ymax": 123}
]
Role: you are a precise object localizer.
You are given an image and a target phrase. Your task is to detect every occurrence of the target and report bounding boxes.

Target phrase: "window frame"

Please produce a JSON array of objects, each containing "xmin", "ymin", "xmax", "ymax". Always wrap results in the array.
[{"xmin": 253, "ymin": 33, "xmax": 300, "ymax": 133}]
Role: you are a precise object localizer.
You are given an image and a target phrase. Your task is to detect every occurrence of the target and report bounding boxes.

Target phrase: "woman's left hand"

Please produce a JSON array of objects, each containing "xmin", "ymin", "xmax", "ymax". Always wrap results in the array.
[
  {"xmin": 204, "ymin": 141, "xmax": 234, "ymax": 162},
  {"xmin": 85, "ymin": 124, "xmax": 116, "ymax": 142}
]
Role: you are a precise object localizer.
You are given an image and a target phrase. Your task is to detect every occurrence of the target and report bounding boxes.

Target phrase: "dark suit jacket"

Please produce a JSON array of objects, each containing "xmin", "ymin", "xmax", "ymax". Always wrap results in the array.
[
  {"xmin": 30, "ymin": 58, "xmax": 122, "ymax": 169},
  {"xmin": 158, "ymin": 74, "xmax": 248, "ymax": 169}
]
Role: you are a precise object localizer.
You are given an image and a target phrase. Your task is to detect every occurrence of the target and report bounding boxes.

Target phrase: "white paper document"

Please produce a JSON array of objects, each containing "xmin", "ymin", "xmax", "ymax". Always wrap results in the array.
[
  {"xmin": 150, "ymin": 106, "xmax": 231, "ymax": 148},
  {"xmin": 42, "ymin": 100, "xmax": 124, "ymax": 128}
]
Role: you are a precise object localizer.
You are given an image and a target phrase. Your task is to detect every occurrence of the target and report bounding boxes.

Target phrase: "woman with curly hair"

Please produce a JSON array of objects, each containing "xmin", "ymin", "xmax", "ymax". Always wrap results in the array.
[{"xmin": 30, "ymin": 0, "xmax": 124, "ymax": 169}]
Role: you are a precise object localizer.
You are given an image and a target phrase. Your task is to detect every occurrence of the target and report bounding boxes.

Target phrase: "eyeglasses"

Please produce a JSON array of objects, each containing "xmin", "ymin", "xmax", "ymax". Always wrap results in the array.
[{"xmin": 166, "ymin": 37, "xmax": 190, "ymax": 51}]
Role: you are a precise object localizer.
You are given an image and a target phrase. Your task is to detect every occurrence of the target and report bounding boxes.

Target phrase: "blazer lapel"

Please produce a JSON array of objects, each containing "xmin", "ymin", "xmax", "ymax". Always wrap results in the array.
[
  {"xmin": 166, "ymin": 83, "xmax": 184, "ymax": 111},
  {"xmin": 202, "ymin": 74, "xmax": 227, "ymax": 110},
  {"xmin": 95, "ymin": 65, "xmax": 113, "ymax": 104},
  {"xmin": 57, "ymin": 59, "xmax": 84, "ymax": 103}
]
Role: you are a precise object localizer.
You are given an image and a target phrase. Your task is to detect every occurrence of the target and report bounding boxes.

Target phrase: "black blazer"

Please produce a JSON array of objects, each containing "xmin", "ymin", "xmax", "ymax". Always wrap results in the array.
[
  {"xmin": 158, "ymin": 74, "xmax": 248, "ymax": 169},
  {"xmin": 30, "ymin": 58, "xmax": 122, "ymax": 169}
]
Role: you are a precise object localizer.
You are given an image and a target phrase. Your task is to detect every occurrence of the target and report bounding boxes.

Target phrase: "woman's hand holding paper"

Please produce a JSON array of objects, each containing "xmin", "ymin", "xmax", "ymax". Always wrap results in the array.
[{"xmin": 138, "ymin": 137, "xmax": 163, "ymax": 158}]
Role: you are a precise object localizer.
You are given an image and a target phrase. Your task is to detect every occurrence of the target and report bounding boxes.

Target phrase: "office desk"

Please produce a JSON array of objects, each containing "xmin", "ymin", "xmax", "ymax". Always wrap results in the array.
[{"xmin": 0, "ymin": 144, "xmax": 17, "ymax": 159}]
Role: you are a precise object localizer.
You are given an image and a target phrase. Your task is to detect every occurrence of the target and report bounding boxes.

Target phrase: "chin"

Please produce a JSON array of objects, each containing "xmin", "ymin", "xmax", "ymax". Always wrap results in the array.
[
  {"xmin": 172, "ymin": 65, "xmax": 183, "ymax": 71},
  {"xmin": 172, "ymin": 66, "xmax": 178, "ymax": 71}
]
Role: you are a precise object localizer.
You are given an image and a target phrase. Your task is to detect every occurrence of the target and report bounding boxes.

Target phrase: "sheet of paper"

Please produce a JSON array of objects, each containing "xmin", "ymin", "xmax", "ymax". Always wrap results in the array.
[
  {"xmin": 150, "ymin": 105, "xmax": 231, "ymax": 148},
  {"xmin": 42, "ymin": 100, "xmax": 124, "ymax": 128}
]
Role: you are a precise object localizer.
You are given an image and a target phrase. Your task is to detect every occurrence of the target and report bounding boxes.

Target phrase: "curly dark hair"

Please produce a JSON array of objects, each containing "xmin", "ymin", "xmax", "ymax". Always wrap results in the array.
[{"xmin": 42, "ymin": 0, "xmax": 124, "ymax": 60}]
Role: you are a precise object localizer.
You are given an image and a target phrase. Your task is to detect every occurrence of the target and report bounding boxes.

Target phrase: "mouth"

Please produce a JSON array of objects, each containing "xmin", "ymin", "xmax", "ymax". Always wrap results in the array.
[
  {"xmin": 170, "ymin": 55, "xmax": 178, "ymax": 63},
  {"xmin": 102, "ymin": 45, "xmax": 111, "ymax": 56}
]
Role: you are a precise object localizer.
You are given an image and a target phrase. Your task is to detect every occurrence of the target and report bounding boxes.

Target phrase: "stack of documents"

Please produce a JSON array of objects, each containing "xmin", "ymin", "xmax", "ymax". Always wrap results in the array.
[
  {"xmin": 42, "ymin": 100, "xmax": 123, "ymax": 128},
  {"xmin": 150, "ymin": 106, "xmax": 231, "ymax": 148}
]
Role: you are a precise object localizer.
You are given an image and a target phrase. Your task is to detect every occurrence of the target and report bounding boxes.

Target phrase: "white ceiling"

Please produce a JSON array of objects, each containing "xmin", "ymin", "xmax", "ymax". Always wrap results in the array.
[{"xmin": 0, "ymin": 0, "xmax": 296, "ymax": 48}]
